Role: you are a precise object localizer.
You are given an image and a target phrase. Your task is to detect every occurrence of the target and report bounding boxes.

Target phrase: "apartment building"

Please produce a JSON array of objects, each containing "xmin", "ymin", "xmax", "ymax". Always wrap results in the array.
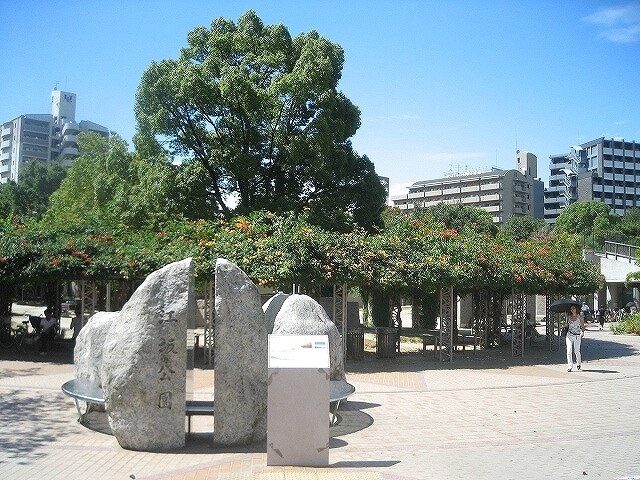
[
  {"xmin": 544, "ymin": 137, "xmax": 640, "ymax": 223},
  {"xmin": 1, "ymin": 89, "xmax": 108, "ymax": 183},
  {"xmin": 391, "ymin": 151, "xmax": 544, "ymax": 225}
]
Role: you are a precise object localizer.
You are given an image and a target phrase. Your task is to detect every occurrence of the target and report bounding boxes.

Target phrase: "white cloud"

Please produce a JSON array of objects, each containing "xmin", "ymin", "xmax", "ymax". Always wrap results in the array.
[{"xmin": 582, "ymin": 4, "xmax": 640, "ymax": 43}]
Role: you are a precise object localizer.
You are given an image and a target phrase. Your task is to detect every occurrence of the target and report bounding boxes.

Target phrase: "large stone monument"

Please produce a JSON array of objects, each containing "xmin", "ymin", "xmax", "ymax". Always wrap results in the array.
[
  {"xmin": 101, "ymin": 258, "xmax": 194, "ymax": 451},
  {"xmin": 272, "ymin": 294, "xmax": 345, "ymax": 382},
  {"xmin": 74, "ymin": 311, "xmax": 118, "ymax": 384},
  {"xmin": 214, "ymin": 259, "xmax": 268, "ymax": 445}
]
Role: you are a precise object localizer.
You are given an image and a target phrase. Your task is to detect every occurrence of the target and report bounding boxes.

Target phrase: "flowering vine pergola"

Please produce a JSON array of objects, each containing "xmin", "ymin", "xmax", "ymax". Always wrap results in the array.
[{"xmin": 0, "ymin": 209, "xmax": 602, "ymax": 362}]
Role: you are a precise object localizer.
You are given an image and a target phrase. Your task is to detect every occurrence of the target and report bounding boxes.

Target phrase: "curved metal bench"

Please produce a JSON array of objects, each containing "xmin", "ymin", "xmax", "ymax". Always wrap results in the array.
[
  {"xmin": 329, "ymin": 380, "xmax": 355, "ymax": 425},
  {"xmin": 63, "ymin": 378, "xmax": 354, "ymax": 429},
  {"xmin": 61, "ymin": 379, "xmax": 214, "ymax": 432}
]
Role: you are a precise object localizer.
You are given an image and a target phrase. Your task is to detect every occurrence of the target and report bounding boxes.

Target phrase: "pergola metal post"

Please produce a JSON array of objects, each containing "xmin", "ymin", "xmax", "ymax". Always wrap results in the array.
[
  {"xmin": 203, "ymin": 281, "xmax": 214, "ymax": 365},
  {"xmin": 546, "ymin": 294, "xmax": 561, "ymax": 351},
  {"xmin": 332, "ymin": 284, "xmax": 348, "ymax": 358},
  {"xmin": 511, "ymin": 290, "xmax": 526, "ymax": 357},
  {"xmin": 439, "ymin": 286, "xmax": 454, "ymax": 362},
  {"xmin": 105, "ymin": 281, "xmax": 111, "ymax": 312},
  {"xmin": 390, "ymin": 293, "xmax": 402, "ymax": 352},
  {"xmin": 473, "ymin": 291, "xmax": 489, "ymax": 349},
  {"xmin": 79, "ymin": 280, "xmax": 97, "ymax": 327}
]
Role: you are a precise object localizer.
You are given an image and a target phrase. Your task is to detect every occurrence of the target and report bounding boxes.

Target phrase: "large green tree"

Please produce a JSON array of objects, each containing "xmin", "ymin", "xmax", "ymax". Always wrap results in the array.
[
  {"xmin": 554, "ymin": 201, "xmax": 614, "ymax": 248},
  {"xmin": 0, "ymin": 161, "xmax": 66, "ymax": 220},
  {"xmin": 501, "ymin": 214, "xmax": 546, "ymax": 241},
  {"xmin": 134, "ymin": 10, "xmax": 386, "ymax": 230},
  {"xmin": 45, "ymin": 132, "xmax": 196, "ymax": 228},
  {"xmin": 608, "ymin": 207, "xmax": 640, "ymax": 246}
]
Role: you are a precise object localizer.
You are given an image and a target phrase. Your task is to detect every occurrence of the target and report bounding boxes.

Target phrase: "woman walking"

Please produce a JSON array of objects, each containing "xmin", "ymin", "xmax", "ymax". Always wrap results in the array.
[{"xmin": 565, "ymin": 303, "xmax": 585, "ymax": 372}]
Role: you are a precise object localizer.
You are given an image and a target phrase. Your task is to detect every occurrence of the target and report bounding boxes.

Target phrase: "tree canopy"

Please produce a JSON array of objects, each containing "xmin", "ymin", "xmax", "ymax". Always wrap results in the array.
[
  {"xmin": 134, "ymin": 10, "xmax": 386, "ymax": 231},
  {"xmin": 0, "ymin": 161, "xmax": 66, "ymax": 221},
  {"xmin": 1, "ymin": 207, "xmax": 602, "ymax": 300},
  {"xmin": 554, "ymin": 201, "xmax": 614, "ymax": 247},
  {"xmin": 45, "ymin": 132, "xmax": 197, "ymax": 229}
]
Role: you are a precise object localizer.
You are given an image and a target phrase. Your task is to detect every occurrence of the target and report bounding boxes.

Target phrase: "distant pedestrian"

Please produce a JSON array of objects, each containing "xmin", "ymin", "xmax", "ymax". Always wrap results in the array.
[
  {"xmin": 597, "ymin": 306, "xmax": 606, "ymax": 330},
  {"xmin": 70, "ymin": 304, "xmax": 82, "ymax": 343},
  {"xmin": 565, "ymin": 304, "xmax": 584, "ymax": 372},
  {"xmin": 581, "ymin": 302, "xmax": 592, "ymax": 323},
  {"xmin": 39, "ymin": 307, "xmax": 58, "ymax": 355}
]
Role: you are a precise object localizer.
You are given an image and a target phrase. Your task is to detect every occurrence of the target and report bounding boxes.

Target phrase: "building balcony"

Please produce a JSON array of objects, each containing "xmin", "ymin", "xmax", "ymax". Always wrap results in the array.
[
  {"xmin": 24, "ymin": 137, "xmax": 48, "ymax": 147},
  {"xmin": 549, "ymin": 161, "xmax": 570, "ymax": 170},
  {"xmin": 59, "ymin": 146, "xmax": 80, "ymax": 159},
  {"xmin": 1, "ymin": 140, "xmax": 10, "ymax": 149},
  {"xmin": 24, "ymin": 124, "xmax": 50, "ymax": 134},
  {"xmin": 479, "ymin": 193, "xmax": 501, "ymax": 202},
  {"xmin": 61, "ymin": 134, "xmax": 78, "ymax": 146},
  {"xmin": 406, "ymin": 191, "xmax": 425, "ymax": 199},
  {"xmin": 480, "ymin": 182, "xmax": 500, "ymax": 190},
  {"xmin": 61, "ymin": 122, "xmax": 80, "ymax": 137},
  {"xmin": 0, "ymin": 164, "xmax": 9, "ymax": 173},
  {"xmin": 460, "ymin": 196, "xmax": 480, "ymax": 204},
  {"xmin": 544, "ymin": 208, "xmax": 564, "ymax": 216},
  {"xmin": 1, "ymin": 127, "xmax": 11, "ymax": 137}
]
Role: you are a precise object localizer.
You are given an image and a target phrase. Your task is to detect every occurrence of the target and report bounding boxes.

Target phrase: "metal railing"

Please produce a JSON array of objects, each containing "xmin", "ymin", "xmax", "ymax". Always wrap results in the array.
[{"xmin": 603, "ymin": 241, "xmax": 638, "ymax": 262}]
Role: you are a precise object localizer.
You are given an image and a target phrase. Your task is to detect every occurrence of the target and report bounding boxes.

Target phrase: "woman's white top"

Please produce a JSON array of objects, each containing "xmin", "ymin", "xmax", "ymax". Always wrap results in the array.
[{"xmin": 567, "ymin": 315, "xmax": 582, "ymax": 335}]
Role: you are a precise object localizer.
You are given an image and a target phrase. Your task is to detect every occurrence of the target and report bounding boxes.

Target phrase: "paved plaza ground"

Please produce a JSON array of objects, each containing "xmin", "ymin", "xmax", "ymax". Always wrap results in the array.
[{"xmin": 1, "ymin": 323, "xmax": 640, "ymax": 480}]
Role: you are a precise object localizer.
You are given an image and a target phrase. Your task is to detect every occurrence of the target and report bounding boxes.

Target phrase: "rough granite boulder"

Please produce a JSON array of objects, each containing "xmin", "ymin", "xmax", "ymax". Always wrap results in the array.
[
  {"xmin": 214, "ymin": 259, "xmax": 267, "ymax": 445},
  {"xmin": 101, "ymin": 258, "xmax": 194, "ymax": 451},
  {"xmin": 272, "ymin": 294, "xmax": 345, "ymax": 381},
  {"xmin": 74, "ymin": 311, "xmax": 118, "ymax": 385}
]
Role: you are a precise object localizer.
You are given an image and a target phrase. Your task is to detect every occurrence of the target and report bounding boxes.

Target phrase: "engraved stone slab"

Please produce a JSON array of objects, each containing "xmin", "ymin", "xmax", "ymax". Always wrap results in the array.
[
  {"xmin": 272, "ymin": 294, "xmax": 345, "ymax": 381},
  {"xmin": 214, "ymin": 258, "xmax": 267, "ymax": 445},
  {"xmin": 101, "ymin": 258, "xmax": 194, "ymax": 451}
]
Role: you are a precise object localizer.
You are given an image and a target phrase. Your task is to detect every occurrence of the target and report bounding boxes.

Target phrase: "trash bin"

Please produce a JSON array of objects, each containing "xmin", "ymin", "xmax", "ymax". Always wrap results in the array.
[
  {"xmin": 346, "ymin": 328, "xmax": 364, "ymax": 360},
  {"xmin": 376, "ymin": 327, "xmax": 397, "ymax": 358}
]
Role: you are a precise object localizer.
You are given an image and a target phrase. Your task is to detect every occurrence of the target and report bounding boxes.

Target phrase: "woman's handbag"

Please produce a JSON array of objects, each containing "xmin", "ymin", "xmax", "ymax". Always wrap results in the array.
[{"xmin": 561, "ymin": 325, "xmax": 568, "ymax": 336}]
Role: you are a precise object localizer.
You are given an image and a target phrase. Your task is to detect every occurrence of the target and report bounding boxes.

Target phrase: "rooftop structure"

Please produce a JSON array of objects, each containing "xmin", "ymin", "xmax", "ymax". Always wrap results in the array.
[
  {"xmin": 391, "ymin": 151, "xmax": 544, "ymax": 225},
  {"xmin": 1, "ymin": 89, "xmax": 108, "ymax": 183},
  {"xmin": 544, "ymin": 137, "xmax": 640, "ymax": 223}
]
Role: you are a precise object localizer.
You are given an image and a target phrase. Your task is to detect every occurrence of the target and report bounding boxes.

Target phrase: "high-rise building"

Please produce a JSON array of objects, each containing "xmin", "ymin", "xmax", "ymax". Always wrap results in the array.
[
  {"xmin": 391, "ymin": 151, "xmax": 544, "ymax": 225},
  {"xmin": 543, "ymin": 137, "xmax": 640, "ymax": 223},
  {"xmin": 1, "ymin": 89, "xmax": 108, "ymax": 183}
]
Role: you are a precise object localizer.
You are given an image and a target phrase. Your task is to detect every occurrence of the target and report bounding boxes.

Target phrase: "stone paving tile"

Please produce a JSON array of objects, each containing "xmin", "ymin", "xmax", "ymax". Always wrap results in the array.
[{"xmin": 1, "ymin": 329, "xmax": 640, "ymax": 479}]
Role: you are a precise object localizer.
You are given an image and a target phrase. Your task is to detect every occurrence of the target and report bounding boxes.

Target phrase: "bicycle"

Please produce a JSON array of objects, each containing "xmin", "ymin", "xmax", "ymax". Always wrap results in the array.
[{"xmin": 12, "ymin": 317, "xmax": 42, "ymax": 353}]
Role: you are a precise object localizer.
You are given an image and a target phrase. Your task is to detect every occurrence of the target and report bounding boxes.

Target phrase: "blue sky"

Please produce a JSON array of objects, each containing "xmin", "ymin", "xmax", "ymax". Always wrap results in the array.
[{"xmin": 2, "ymin": 0, "xmax": 639, "ymax": 197}]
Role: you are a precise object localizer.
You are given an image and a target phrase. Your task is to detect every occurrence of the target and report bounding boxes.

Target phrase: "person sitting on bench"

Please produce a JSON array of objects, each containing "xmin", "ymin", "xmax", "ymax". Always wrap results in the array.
[{"xmin": 39, "ymin": 307, "xmax": 58, "ymax": 355}]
